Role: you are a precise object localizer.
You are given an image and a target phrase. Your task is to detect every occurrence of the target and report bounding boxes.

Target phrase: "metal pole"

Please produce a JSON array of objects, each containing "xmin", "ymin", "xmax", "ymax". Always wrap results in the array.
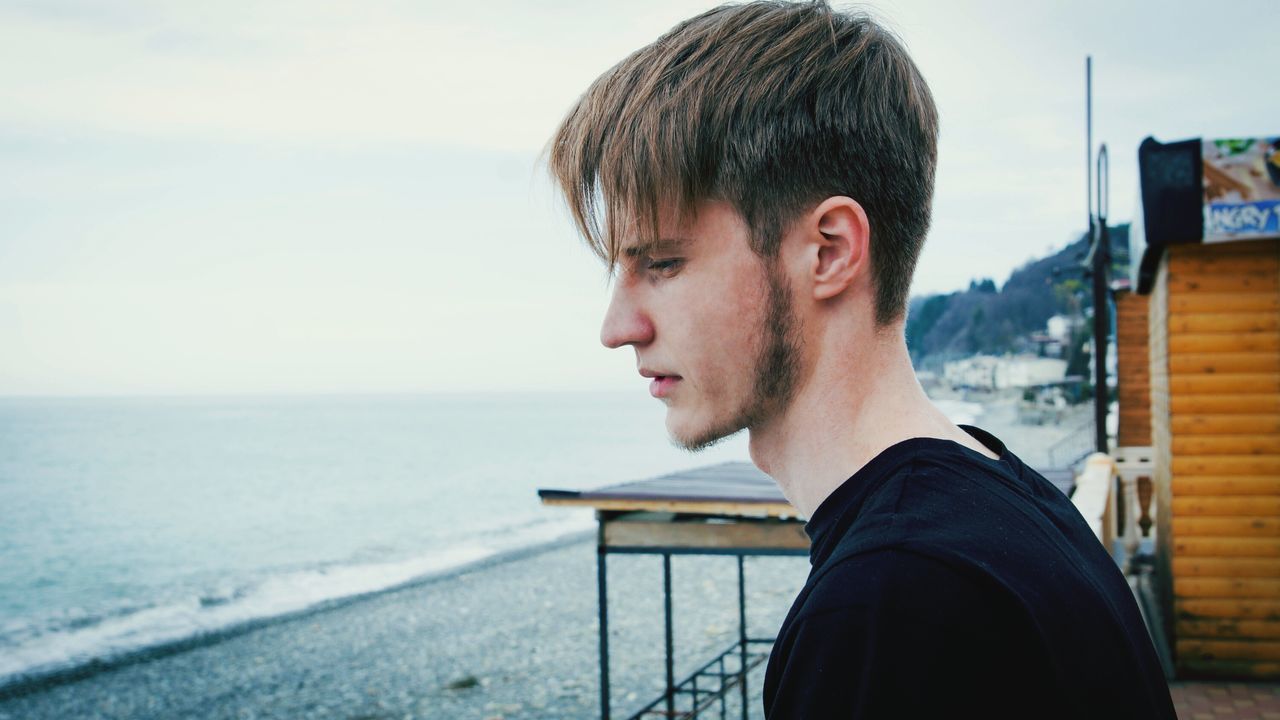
[
  {"xmin": 597, "ymin": 524, "xmax": 611, "ymax": 720},
  {"xmin": 738, "ymin": 555, "xmax": 748, "ymax": 720},
  {"xmin": 1085, "ymin": 55, "xmax": 1105, "ymax": 454},
  {"xmin": 663, "ymin": 553, "xmax": 675, "ymax": 718},
  {"xmin": 1093, "ymin": 144, "xmax": 1111, "ymax": 453},
  {"xmin": 1086, "ymin": 56, "xmax": 1093, "ymax": 232}
]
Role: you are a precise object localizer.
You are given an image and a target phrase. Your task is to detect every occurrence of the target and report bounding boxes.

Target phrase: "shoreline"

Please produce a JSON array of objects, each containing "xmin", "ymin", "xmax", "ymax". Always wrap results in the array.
[
  {"xmin": 0, "ymin": 528, "xmax": 595, "ymax": 703},
  {"xmin": 0, "ymin": 532, "xmax": 807, "ymax": 720}
]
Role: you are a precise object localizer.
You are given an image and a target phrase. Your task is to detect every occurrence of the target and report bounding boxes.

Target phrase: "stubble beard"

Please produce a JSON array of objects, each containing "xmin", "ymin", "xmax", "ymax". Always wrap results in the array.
[{"xmin": 675, "ymin": 263, "xmax": 802, "ymax": 452}]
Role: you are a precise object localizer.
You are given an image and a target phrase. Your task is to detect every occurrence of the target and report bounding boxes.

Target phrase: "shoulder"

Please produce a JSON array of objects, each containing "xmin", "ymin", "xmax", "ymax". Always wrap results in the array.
[
  {"xmin": 767, "ymin": 549, "xmax": 1049, "ymax": 718},
  {"xmin": 841, "ymin": 444, "xmax": 1093, "ymax": 572},
  {"xmin": 795, "ymin": 547, "xmax": 1013, "ymax": 628}
]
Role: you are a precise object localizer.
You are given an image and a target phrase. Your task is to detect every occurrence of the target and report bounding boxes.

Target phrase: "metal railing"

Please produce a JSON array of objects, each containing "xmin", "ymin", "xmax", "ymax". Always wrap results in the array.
[{"xmin": 1047, "ymin": 416, "xmax": 1097, "ymax": 470}]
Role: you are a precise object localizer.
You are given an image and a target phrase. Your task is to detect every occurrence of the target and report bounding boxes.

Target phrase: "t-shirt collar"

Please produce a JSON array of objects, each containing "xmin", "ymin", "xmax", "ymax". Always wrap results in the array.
[{"xmin": 802, "ymin": 426, "xmax": 1010, "ymax": 566}]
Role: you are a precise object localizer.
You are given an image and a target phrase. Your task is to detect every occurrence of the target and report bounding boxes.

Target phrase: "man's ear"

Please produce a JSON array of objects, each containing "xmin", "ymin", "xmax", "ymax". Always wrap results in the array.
[{"xmin": 806, "ymin": 197, "xmax": 870, "ymax": 301}]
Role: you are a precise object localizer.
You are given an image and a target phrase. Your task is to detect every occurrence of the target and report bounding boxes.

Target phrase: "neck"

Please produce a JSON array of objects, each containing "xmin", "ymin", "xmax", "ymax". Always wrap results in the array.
[{"xmin": 747, "ymin": 324, "xmax": 988, "ymax": 518}]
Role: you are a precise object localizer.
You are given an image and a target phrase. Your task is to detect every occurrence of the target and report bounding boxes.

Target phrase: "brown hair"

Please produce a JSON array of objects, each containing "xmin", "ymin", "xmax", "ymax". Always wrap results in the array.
[{"xmin": 548, "ymin": 0, "xmax": 938, "ymax": 325}]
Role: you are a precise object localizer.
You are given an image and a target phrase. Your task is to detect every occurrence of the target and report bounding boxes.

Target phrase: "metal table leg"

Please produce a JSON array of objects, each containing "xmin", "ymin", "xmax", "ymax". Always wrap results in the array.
[
  {"xmin": 598, "ymin": 527, "xmax": 611, "ymax": 720},
  {"xmin": 663, "ymin": 553, "xmax": 675, "ymax": 718},
  {"xmin": 738, "ymin": 555, "xmax": 748, "ymax": 720}
]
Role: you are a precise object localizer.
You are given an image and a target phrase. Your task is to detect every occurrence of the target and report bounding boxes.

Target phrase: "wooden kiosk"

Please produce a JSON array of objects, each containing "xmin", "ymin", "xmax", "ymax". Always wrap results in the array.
[{"xmin": 1130, "ymin": 136, "xmax": 1280, "ymax": 679}]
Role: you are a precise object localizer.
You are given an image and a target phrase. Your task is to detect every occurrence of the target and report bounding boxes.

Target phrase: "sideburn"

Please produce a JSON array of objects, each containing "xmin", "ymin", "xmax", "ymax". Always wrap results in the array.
[{"xmin": 752, "ymin": 263, "xmax": 802, "ymax": 414}]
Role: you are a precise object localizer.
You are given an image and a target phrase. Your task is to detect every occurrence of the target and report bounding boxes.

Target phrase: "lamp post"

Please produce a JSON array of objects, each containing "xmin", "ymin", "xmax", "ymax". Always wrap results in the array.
[
  {"xmin": 1092, "ymin": 144, "xmax": 1110, "ymax": 454},
  {"xmin": 1084, "ymin": 56, "xmax": 1110, "ymax": 454}
]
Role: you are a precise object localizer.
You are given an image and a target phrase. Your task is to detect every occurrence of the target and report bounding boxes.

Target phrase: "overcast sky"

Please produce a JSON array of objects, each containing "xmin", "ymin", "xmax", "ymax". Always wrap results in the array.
[{"xmin": 1, "ymin": 0, "xmax": 1275, "ymax": 396}]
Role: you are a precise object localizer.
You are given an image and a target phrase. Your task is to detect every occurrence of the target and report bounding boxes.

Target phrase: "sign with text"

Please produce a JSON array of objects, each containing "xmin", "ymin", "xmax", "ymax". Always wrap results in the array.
[{"xmin": 1203, "ymin": 137, "xmax": 1280, "ymax": 241}]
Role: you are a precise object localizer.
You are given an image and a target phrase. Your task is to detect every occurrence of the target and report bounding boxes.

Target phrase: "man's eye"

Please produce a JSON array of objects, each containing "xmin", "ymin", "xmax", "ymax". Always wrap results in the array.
[{"xmin": 647, "ymin": 258, "xmax": 683, "ymax": 274}]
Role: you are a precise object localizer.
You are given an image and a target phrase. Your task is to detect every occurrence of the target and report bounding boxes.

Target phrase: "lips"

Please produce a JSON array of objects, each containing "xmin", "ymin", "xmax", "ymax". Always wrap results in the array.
[
  {"xmin": 639, "ymin": 368, "xmax": 682, "ymax": 399},
  {"xmin": 648, "ymin": 375, "xmax": 680, "ymax": 398}
]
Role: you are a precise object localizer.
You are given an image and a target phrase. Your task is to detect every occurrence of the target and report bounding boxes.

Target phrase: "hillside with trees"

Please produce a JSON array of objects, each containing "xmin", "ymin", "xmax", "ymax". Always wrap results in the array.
[{"xmin": 906, "ymin": 224, "xmax": 1129, "ymax": 371}]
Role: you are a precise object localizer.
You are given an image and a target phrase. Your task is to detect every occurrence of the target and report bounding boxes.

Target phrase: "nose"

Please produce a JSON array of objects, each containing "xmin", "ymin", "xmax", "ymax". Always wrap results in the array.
[{"xmin": 600, "ymin": 279, "xmax": 654, "ymax": 349}]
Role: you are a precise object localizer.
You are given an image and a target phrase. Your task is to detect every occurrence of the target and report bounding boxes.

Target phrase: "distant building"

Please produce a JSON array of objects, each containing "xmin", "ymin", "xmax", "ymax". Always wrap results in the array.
[
  {"xmin": 1046, "ymin": 315, "xmax": 1073, "ymax": 344},
  {"xmin": 943, "ymin": 355, "xmax": 1000, "ymax": 390},
  {"xmin": 996, "ymin": 356, "xmax": 1069, "ymax": 389},
  {"xmin": 944, "ymin": 355, "xmax": 1067, "ymax": 391},
  {"xmin": 1029, "ymin": 332, "xmax": 1064, "ymax": 358}
]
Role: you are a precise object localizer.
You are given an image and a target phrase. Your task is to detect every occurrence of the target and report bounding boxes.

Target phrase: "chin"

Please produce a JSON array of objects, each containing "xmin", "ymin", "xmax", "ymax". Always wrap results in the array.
[{"xmin": 666, "ymin": 408, "xmax": 742, "ymax": 452}]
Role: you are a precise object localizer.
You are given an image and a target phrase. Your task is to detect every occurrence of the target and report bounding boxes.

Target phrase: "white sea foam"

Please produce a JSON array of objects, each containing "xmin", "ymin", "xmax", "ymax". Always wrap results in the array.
[{"xmin": 0, "ymin": 512, "xmax": 595, "ymax": 687}]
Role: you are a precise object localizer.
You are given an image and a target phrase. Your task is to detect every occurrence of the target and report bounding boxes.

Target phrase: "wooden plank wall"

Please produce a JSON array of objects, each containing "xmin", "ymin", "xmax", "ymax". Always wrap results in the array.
[
  {"xmin": 1116, "ymin": 290, "xmax": 1152, "ymax": 447},
  {"xmin": 1151, "ymin": 252, "xmax": 1176, "ymax": 666},
  {"xmin": 1155, "ymin": 238, "xmax": 1280, "ymax": 680}
]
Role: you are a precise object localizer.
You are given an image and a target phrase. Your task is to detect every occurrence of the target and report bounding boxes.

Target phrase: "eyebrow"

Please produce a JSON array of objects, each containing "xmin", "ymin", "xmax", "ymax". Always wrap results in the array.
[{"xmin": 621, "ymin": 238, "xmax": 691, "ymax": 258}]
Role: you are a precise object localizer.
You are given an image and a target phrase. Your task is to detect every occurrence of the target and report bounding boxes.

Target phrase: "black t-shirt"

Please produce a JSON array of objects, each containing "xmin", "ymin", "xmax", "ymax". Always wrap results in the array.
[{"xmin": 762, "ymin": 426, "xmax": 1175, "ymax": 719}]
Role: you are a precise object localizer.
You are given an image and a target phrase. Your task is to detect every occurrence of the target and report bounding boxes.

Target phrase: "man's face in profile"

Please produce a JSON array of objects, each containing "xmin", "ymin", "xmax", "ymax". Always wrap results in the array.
[{"xmin": 599, "ymin": 201, "xmax": 801, "ymax": 450}]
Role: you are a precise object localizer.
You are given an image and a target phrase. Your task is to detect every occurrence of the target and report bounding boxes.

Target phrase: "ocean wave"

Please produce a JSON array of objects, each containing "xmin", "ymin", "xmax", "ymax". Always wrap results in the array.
[{"xmin": 0, "ymin": 512, "xmax": 595, "ymax": 689}]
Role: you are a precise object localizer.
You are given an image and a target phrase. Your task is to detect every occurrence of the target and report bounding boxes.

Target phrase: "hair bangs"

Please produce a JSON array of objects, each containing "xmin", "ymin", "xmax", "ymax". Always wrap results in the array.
[{"xmin": 550, "ymin": 47, "xmax": 713, "ymax": 272}]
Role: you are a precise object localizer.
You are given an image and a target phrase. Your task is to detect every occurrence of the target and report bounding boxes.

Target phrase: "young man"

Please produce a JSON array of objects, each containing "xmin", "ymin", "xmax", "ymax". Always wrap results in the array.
[{"xmin": 549, "ymin": 2, "xmax": 1175, "ymax": 717}]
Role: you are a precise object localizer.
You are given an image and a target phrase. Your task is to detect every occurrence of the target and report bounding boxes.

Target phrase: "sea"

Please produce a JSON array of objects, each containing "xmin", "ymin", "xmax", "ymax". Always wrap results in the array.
[{"xmin": 0, "ymin": 392, "xmax": 983, "ymax": 689}]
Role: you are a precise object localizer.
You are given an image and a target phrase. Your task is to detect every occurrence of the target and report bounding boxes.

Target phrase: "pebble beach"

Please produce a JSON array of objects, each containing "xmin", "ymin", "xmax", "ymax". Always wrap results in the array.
[{"xmin": 0, "ymin": 533, "xmax": 809, "ymax": 720}]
